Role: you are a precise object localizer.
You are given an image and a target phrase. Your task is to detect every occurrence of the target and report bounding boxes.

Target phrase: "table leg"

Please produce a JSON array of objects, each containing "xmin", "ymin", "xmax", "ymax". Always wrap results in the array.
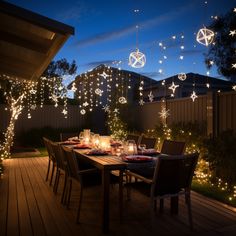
[
  {"xmin": 171, "ymin": 196, "xmax": 179, "ymax": 214},
  {"xmin": 119, "ymin": 170, "xmax": 123, "ymax": 223},
  {"xmin": 102, "ymin": 169, "xmax": 110, "ymax": 233}
]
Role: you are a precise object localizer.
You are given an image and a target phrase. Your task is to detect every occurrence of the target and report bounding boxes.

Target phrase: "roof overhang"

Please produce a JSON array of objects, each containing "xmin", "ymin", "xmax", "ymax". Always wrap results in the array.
[{"xmin": 0, "ymin": 1, "xmax": 74, "ymax": 82}]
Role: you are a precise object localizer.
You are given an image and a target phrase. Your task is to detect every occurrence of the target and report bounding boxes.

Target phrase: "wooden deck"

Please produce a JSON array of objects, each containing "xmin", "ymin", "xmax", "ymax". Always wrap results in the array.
[{"xmin": 1, "ymin": 157, "xmax": 236, "ymax": 236}]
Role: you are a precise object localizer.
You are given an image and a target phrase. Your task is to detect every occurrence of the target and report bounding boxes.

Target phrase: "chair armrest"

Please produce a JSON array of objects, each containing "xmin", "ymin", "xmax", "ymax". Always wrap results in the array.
[{"xmin": 126, "ymin": 170, "xmax": 153, "ymax": 184}]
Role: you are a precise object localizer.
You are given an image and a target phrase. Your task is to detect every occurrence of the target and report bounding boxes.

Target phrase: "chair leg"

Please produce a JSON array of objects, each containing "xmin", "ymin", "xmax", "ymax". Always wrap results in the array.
[
  {"xmin": 159, "ymin": 199, "xmax": 164, "ymax": 213},
  {"xmin": 76, "ymin": 186, "xmax": 83, "ymax": 223},
  {"xmin": 186, "ymin": 193, "xmax": 193, "ymax": 231},
  {"xmin": 67, "ymin": 180, "xmax": 72, "ymax": 209},
  {"xmin": 54, "ymin": 169, "xmax": 60, "ymax": 194},
  {"xmin": 50, "ymin": 163, "xmax": 55, "ymax": 186},
  {"xmin": 45, "ymin": 159, "xmax": 51, "ymax": 181},
  {"xmin": 119, "ymin": 170, "xmax": 123, "ymax": 223},
  {"xmin": 61, "ymin": 174, "xmax": 67, "ymax": 204},
  {"xmin": 125, "ymin": 174, "xmax": 131, "ymax": 201}
]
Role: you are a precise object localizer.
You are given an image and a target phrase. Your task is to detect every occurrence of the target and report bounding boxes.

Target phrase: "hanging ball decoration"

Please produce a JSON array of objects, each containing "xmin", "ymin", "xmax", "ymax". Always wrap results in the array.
[
  {"xmin": 80, "ymin": 109, "xmax": 86, "ymax": 115},
  {"xmin": 196, "ymin": 27, "xmax": 214, "ymax": 46},
  {"xmin": 118, "ymin": 96, "xmax": 127, "ymax": 104},
  {"xmin": 95, "ymin": 88, "xmax": 103, "ymax": 96},
  {"xmin": 178, "ymin": 73, "xmax": 187, "ymax": 81},
  {"xmin": 129, "ymin": 49, "xmax": 146, "ymax": 68}
]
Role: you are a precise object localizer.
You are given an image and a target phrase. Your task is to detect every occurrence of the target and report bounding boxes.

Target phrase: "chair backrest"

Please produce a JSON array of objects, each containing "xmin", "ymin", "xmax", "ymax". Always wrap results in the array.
[
  {"xmin": 61, "ymin": 146, "xmax": 82, "ymax": 182},
  {"xmin": 126, "ymin": 134, "xmax": 141, "ymax": 145},
  {"xmin": 152, "ymin": 153, "xmax": 199, "ymax": 197},
  {"xmin": 43, "ymin": 137, "xmax": 56, "ymax": 162},
  {"xmin": 50, "ymin": 142, "xmax": 66, "ymax": 170},
  {"xmin": 60, "ymin": 132, "xmax": 79, "ymax": 141},
  {"xmin": 161, "ymin": 140, "xmax": 185, "ymax": 155},
  {"xmin": 139, "ymin": 136, "xmax": 157, "ymax": 149}
]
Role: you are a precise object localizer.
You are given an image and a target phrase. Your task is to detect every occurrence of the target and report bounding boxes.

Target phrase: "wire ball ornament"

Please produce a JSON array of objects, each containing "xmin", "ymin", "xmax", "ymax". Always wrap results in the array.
[
  {"xmin": 196, "ymin": 27, "xmax": 214, "ymax": 46},
  {"xmin": 129, "ymin": 49, "xmax": 146, "ymax": 68},
  {"xmin": 118, "ymin": 96, "xmax": 127, "ymax": 104},
  {"xmin": 178, "ymin": 73, "xmax": 187, "ymax": 81}
]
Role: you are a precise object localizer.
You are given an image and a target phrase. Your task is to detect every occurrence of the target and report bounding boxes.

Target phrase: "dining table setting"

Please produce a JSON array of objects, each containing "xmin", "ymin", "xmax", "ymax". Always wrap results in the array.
[{"xmin": 59, "ymin": 129, "xmax": 161, "ymax": 233}]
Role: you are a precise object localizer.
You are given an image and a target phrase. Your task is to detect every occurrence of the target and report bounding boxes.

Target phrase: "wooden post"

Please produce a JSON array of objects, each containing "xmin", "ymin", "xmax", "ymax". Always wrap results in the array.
[{"xmin": 207, "ymin": 92, "xmax": 218, "ymax": 137}]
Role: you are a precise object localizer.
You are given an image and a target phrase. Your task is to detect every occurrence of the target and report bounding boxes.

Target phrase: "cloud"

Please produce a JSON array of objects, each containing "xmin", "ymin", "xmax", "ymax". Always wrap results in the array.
[
  {"xmin": 82, "ymin": 60, "xmax": 117, "ymax": 68},
  {"xmin": 141, "ymin": 71, "xmax": 163, "ymax": 79},
  {"xmin": 182, "ymin": 49, "xmax": 204, "ymax": 55},
  {"xmin": 75, "ymin": 1, "xmax": 197, "ymax": 48}
]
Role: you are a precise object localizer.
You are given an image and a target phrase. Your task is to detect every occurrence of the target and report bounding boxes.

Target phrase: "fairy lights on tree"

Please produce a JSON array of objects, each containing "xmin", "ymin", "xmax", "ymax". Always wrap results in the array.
[{"xmin": 0, "ymin": 58, "xmax": 76, "ymax": 158}]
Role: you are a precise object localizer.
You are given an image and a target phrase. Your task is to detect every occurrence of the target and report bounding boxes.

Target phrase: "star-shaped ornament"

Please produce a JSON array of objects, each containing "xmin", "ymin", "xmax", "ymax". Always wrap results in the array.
[
  {"xmin": 190, "ymin": 91, "xmax": 198, "ymax": 102},
  {"xmin": 233, "ymin": 8, "xmax": 236, "ymax": 13},
  {"xmin": 83, "ymin": 102, "xmax": 89, "ymax": 107},
  {"xmin": 168, "ymin": 82, "xmax": 179, "ymax": 94},
  {"xmin": 229, "ymin": 30, "xmax": 236, "ymax": 36},
  {"xmin": 232, "ymin": 85, "xmax": 236, "ymax": 91},
  {"xmin": 99, "ymin": 71, "xmax": 110, "ymax": 79},
  {"xmin": 113, "ymin": 108, "xmax": 119, "ymax": 114},
  {"xmin": 50, "ymin": 94, "xmax": 58, "ymax": 103},
  {"xmin": 232, "ymin": 64, "xmax": 236, "ymax": 69},
  {"xmin": 206, "ymin": 83, "xmax": 210, "ymax": 88},
  {"xmin": 62, "ymin": 109, "xmax": 68, "ymax": 115},
  {"xmin": 148, "ymin": 91, "xmax": 154, "ymax": 102},
  {"xmin": 29, "ymin": 88, "xmax": 37, "ymax": 94}
]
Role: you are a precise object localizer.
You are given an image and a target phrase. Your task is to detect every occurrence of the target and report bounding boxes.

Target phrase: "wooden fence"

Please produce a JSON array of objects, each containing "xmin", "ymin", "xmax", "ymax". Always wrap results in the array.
[{"xmin": 0, "ymin": 91, "xmax": 235, "ymax": 137}]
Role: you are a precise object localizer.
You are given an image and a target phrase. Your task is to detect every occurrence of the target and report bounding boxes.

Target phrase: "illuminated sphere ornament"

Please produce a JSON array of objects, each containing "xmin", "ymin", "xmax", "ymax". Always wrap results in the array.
[
  {"xmin": 118, "ymin": 96, "xmax": 127, "ymax": 104},
  {"xmin": 80, "ymin": 109, "xmax": 86, "ymax": 115},
  {"xmin": 178, "ymin": 73, "xmax": 187, "ymax": 81},
  {"xmin": 196, "ymin": 27, "xmax": 214, "ymax": 46},
  {"xmin": 129, "ymin": 49, "xmax": 146, "ymax": 68}
]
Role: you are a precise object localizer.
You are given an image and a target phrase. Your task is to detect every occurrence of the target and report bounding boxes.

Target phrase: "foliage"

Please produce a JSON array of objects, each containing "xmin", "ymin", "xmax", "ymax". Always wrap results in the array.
[
  {"xmin": 107, "ymin": 109, "xmax": 128, "ymax": 141},
  {"xmin": 205, "ymin": 8, "xmax": 236, "ymax": 79},
  {"xmin": 202, "ymin": 130, "xmax": 236, "ymax": 185}
]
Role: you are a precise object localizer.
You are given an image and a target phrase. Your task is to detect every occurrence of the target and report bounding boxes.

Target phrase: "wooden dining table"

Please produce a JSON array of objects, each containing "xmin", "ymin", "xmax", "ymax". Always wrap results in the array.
[{"xmin": 73, "ymin": 149, "xmax": 127, "ymax": 234}]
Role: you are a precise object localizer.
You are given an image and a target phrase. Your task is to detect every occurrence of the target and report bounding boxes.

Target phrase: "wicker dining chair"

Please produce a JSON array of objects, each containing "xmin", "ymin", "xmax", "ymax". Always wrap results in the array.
[
  {"xmin": 126, "ymin": 153, "xmax": 199, "ymax": 230},
  {"xmin": 161, "ymin": 139, "xmax": 186, "ymax": 155},
  {"xmin": 61, "ymin": 146, "xmax": 101, "ymax": 223},
  {"xmin": 43, "ymin": 137, "xmax": 56, "ymax": 185}
]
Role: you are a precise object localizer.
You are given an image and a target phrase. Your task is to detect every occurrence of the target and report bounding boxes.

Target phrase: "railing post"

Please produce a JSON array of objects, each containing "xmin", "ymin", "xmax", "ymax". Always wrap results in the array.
[{"xmin": 207, "ymin": 92, "xmax": 218, "ymax": 137}]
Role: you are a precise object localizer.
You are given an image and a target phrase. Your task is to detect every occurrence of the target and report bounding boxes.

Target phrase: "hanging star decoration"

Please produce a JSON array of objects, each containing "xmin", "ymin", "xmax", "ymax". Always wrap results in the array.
[
  {"xmin": 62, "ymin": 109, "xmax": 68, "ymax": 115},
  {"xmin": 178, "ymin": 73, "xmax": 187, "ymax": 81},
  {"xmin": 232, "ymin": 63, "xmax": 236, "ymax": 69},
  {"xmin": 27, "ymin": 113, "xmax": 32, "ymax": 119},
  {"xmin": 129, "ymin": 49, "xmax": 146, "ymax": 68},
  {"xmin": 196, "ymin": 27, "xmax": 214, "ymax": 46},
  {"xmin": 148, "ymin": 91, "xmax": 154, "ymax": 102},
  {"xmin": 190, "ymin": 91, "xmax": 198, "ymax": 102},
  {"xmin": 168, "ymin": 82, "xmax": 179, "ymax": 94},
  {"xmin": 206, "ymin": 83, "xmax": 210, "ymax": 88},
  {"xmin": 159, "ymin": 107, "xmax": 170, "ymax": 119},
  {"xmin": 31, "ymin": 104, "xmax": 36, "ymax": 110},
  {"xmin": 99, "ymin": 71, "xmax": 110, "ymax": 79},
  {"xmin": 80, "ymin": 109, "xmax": 86, "ymax": 115},
  {"xmin": 95, "ymin": 88, "xmax": 103, "ymax": 96},
  {"xmin": 29, "ymin": 88, "xmax": 37, "ymax": 94},
  {"xmin": 50, "ymin": 94, "xmax": 58, "ymax": 103},
  {"xmin": 139, "ymin": 99, "xmax": 145, "ymax": 105},
  {"xmin": 234, "ymin": 8, "xmax": 236, "ymax": 13},
  {"xmin": 102, "ymin": 104, "xmax": 110, "ymax": 113},
  {"xmin": 232, "ymin": 85, "xmax": 236, "ymax": 91},
  {"xmin": 229, "ymin": 30, "xmax": 236, "ymax": 37},
  {"xmin": 118, "ymin": 96, "xmax": 127, "ymax": 104}
]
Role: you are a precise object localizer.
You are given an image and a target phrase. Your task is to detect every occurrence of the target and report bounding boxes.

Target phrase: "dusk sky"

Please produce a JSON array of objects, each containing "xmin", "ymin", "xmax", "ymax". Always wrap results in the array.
[{"xmin": 7, "ymin": 0, "xmax": 236, "ymax": 81}]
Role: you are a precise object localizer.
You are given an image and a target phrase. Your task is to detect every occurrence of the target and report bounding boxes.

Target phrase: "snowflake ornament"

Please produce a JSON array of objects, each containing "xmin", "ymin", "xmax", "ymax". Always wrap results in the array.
[
  {"xmin": 99, "ymin": 71, "xmax": 110, "ymax": 79},
  {"xmin": 229, "ymin": 30, "xmax": 236, "ymax": 37},
  {"xmin": 232, "ymin": 85, "xmax": 236, "ymax": 91},
  {"xmin": 196, "ymin": 27, "xmax": 214, "ymax": 46},
  {"xmin": 159, "ymin": 107, "xmax": 170, "ymax": 119},
  {"xmin": 62, "ymin": 109, "xmax": 68, "ymax": 115},
  {"xmin": 129, "ymin": 49, "xmax": 146, "ymax": 68},
  {"xmin": 139, "ymin": 99, "xmax": 145, "ymax": 105},
  {"xmin": 232, "ymin": 64, "xmax": 236, "ymax": 69},
  {"xmin": 148, "ymin": 91, "xmax": 154, "ymax": 102},
  {"xmin": 102, "ymin": 104, "xmax": 110, "ymax": 113}
]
